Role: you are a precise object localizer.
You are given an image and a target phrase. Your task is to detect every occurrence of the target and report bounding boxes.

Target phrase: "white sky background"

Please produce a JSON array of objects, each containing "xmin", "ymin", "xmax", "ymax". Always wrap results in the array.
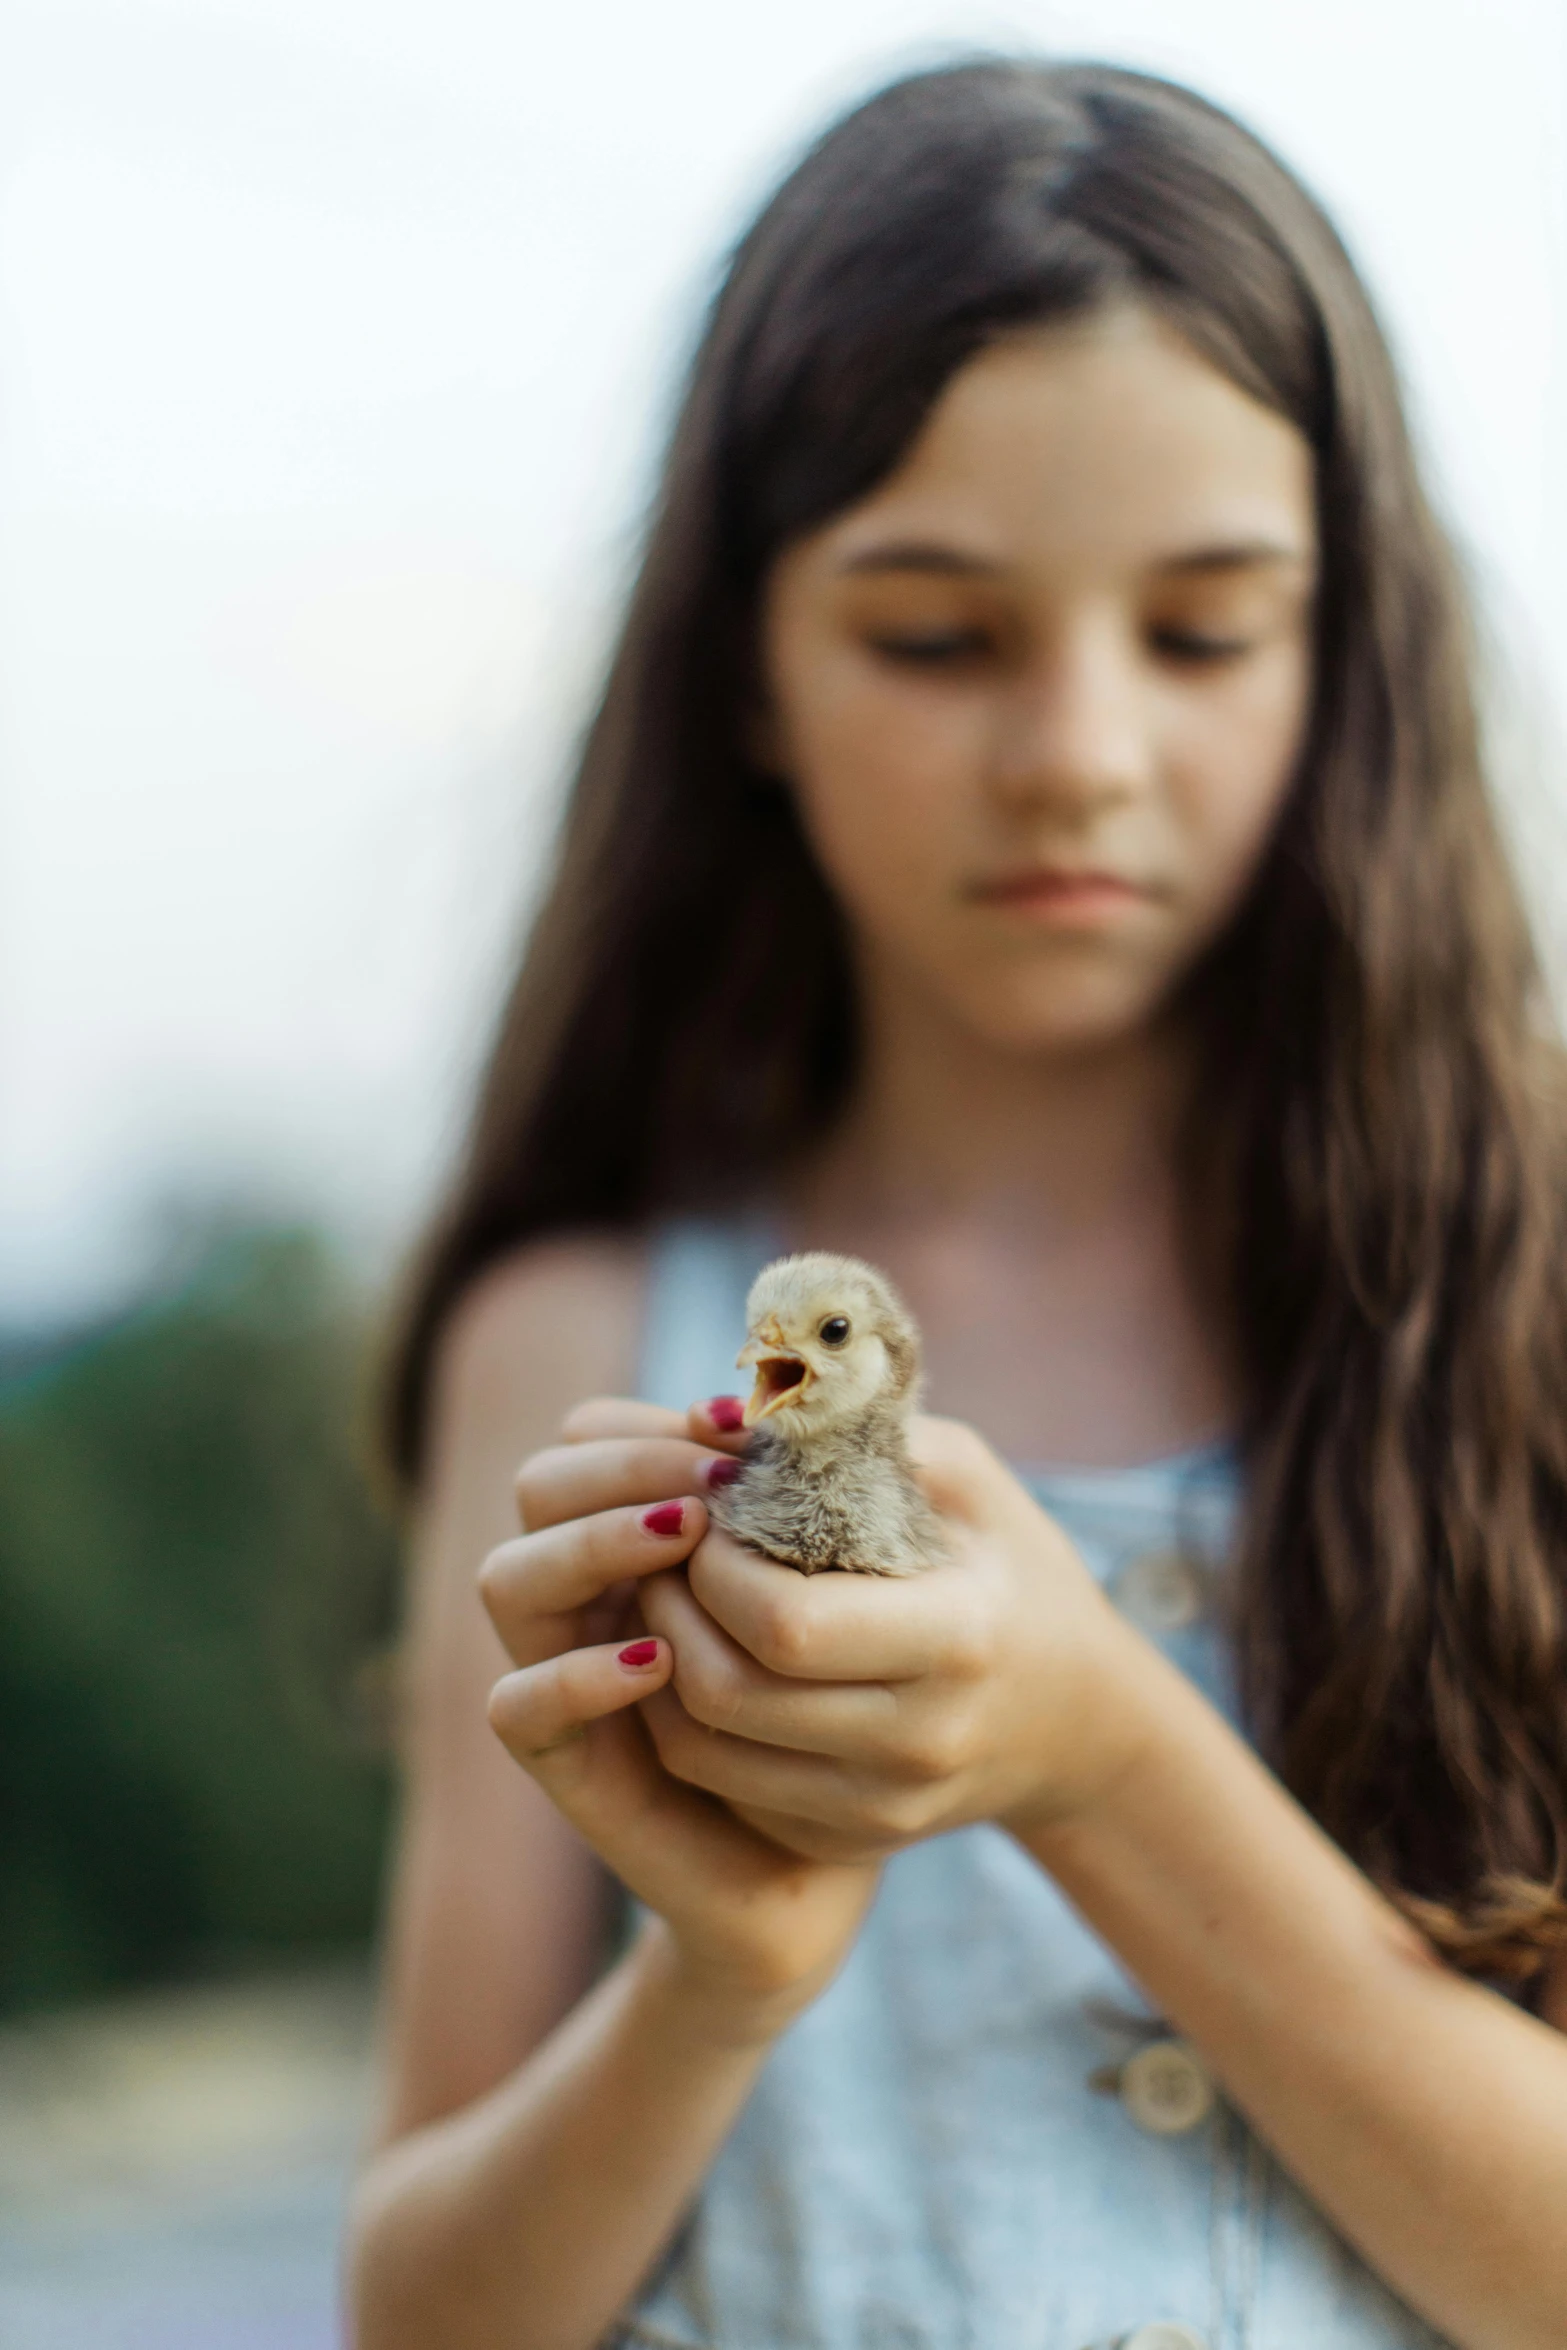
[{"xmin": 2, "ymin": 0, "xmax": 1564, "ymax": 1318}]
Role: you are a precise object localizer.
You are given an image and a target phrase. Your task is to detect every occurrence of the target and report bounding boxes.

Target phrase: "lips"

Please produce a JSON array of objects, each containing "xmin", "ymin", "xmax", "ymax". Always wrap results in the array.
[
  {"xmin": 972, "ymin": 866, "xmax": 1147, "ymax": 907},
  {"xmin": 966, "ymin": 864, "xmax": 1159, "ymax": 925}
]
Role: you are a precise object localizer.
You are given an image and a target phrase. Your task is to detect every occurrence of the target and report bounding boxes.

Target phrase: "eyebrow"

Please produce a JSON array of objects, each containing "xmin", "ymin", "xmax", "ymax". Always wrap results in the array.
[
  {"xmin": 837, "ymin": 543, "xmax": 999, "ymax": 578},
  {"xmin": 835, "ymin": 536, "xmax": 1311, "ymax": 579},
  {"xmin": 1157, "ymin": 539, "xmax": 1311, "ymax": 577}
]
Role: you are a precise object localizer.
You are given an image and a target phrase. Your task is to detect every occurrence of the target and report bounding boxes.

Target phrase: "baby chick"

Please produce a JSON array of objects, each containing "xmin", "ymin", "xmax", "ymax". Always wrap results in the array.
[{"xmin": 707, "ymin": 1252, "xmax": 947, "ymax": 1576}]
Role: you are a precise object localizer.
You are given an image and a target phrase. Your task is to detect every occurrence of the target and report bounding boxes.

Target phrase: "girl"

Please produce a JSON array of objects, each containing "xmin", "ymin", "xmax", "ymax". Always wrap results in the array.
[{"xmin": 349, "ymin": 59, "xmax": 1567, "ymax": 2350}]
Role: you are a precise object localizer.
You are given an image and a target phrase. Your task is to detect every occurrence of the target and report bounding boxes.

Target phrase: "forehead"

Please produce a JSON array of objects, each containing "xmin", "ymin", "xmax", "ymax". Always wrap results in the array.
[{"xmin": 815, "ymin": 305, "xmax": 1316, "ymax": 584}]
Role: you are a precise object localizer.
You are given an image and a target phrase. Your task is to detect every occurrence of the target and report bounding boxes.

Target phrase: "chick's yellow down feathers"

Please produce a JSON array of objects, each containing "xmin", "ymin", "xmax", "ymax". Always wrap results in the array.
[{"xmin": 708, "ymin": 1253, "xmax": 947, "ymax": 1576}]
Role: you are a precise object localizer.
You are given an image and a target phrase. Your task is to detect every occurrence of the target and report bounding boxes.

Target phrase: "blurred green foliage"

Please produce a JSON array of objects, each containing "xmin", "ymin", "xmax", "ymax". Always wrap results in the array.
[{"xmin": 0, "ymin": 1220, "xmax": 401, "ymax": 2016}]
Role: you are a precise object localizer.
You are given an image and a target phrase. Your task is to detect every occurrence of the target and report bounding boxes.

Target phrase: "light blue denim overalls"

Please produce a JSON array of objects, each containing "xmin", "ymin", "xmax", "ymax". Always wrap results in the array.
[{"xmin": 615, "ymin": 1219, "xmax": 1447, "ymax": 2350}]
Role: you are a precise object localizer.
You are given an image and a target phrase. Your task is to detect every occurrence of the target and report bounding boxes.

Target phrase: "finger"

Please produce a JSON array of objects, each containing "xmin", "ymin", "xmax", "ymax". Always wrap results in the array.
[
  {"xmin": 686, "ymin": 1395, "xmax": 751, "ymax": 1451},
  {"xmin": 516, "ymin": 1436, "xmax": 729, "ymax": 1533},
  {"xmin": 639, "ymin": 1685, "xmax": 907, "ymax": 1842},
  {"xmin": 561, "ymin": 1396, "xmax": 689, "ymax": 1444},
  {"xmin": 640, "ymin": 1568, "xmax": 902, "ymax": 1757},
  {"xmin": 686, "ymin": 1526, "xmax": 983, "ymax": 1683},
  {"xmin": 906, "ymin": 1414, "xmax": 1023, "ymax": 1524},
  {"xmin": 490, "ymin": 1644, "xmax": 841, "ymax": 1909},
  {"xmin": 481, "ymin": 1498, "xmax": 708, "ymax": 1663},
  {"xmin": 489, "ymin": 1635, "xmax": 673, "ymax": 1762},
  {"xmin": 730, "ymin": 1799, "xmax": 895, "ymax": 1867}
]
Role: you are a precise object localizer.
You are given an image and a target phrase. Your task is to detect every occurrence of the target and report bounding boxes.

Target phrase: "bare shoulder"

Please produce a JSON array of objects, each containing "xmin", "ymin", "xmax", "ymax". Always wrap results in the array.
[
  {"xmin": 377, "ymin": 1228, "xmax": 652, "ymax": 2140},
  {"xmin": 429, "ymin": 1228, "xmax": 649, "ymax": 1468}
]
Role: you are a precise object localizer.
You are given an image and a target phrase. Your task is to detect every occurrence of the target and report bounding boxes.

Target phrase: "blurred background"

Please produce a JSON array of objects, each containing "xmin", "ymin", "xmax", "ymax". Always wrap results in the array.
[{"xmin": 1, "ymin": 0, "xmax": 1563, "ymax": 2342}]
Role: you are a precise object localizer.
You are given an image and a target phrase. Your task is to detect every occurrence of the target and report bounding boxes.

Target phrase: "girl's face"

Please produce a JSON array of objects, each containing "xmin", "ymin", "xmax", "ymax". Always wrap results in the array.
[{"xmin": 759, "ymin": 307, "xmax": 1318, "ymax": 1054}]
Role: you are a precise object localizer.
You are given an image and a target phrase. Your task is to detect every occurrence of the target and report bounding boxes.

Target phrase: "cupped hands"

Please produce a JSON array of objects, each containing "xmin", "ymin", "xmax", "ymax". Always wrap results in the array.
[
  {"xmin": 484, "ymin": 1394, "xmax": 1158, "ymax": 1908},
  {"xmin": 632, "ymin": 1405, "xmax": 1153, "ymax": 1865}
]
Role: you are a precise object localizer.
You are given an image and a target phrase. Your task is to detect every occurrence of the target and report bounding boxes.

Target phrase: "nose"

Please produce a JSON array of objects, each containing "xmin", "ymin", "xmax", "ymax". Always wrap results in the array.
[{"xmin": 987, "ymin": 616, "xmax": 1152, "ymax": 818}]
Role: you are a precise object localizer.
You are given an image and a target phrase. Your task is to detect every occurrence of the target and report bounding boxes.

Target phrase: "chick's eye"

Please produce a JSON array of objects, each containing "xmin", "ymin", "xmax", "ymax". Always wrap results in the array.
[{"xmin": 819, "ymin": 1316, "xmax": 850, "ymax": 1347}]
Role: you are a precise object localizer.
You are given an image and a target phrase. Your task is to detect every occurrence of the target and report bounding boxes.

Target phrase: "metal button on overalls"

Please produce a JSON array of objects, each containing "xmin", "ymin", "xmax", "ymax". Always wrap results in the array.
[
  {"xmin": 1120, "ymin": 2326, "xmax": 1210, "ymax": 2350},
  {"xmin": 1117, "ymin": 2039, "xmax": 1216, "ymax": 2134},
  {"xmin": 1112, "ymin": 1548, "xmax": 1208, "ymax": 1632}
]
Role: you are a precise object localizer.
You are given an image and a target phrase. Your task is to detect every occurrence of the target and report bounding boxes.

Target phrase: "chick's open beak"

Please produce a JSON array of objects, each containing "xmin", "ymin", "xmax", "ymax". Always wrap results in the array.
[{"xmin": 737, "ymin": 1320, "xmax": 816, "ymax": 1426}]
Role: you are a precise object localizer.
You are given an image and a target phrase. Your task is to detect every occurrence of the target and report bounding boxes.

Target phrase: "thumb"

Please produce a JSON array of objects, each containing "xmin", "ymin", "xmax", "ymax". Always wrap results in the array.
[{"xmin": 908, "ymin": 1414, "xmax": 1012, "ymax": 1524}]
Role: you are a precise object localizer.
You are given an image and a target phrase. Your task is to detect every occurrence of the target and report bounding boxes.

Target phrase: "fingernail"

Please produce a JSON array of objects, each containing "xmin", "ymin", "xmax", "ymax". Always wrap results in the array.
[
  {"xmin": 618, "ymin": 1638, "xmax": 660, "ymax": 1670},
  {"xmin": 641, "ymin": 1501, "xmax": 685, "ymax": 1538},
  {"xmin": 706, "ymin": 1394, "xmax": 746, "ymax": 1432},
  {"xmin": 704, "ymin": 1456, "xmax": 743, "ymax": 1489}
]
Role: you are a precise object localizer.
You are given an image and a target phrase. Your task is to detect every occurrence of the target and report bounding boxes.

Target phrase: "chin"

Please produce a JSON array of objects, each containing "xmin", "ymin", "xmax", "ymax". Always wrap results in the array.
[{"xmin": 947, "ymin": 964, "xmax": 1176, "ymax": 1058}]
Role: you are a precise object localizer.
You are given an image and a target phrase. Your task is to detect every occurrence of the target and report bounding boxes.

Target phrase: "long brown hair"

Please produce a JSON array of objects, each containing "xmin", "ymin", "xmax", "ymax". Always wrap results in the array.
[{"xmin": 388, "ymin": 60, "xmax": 1567, "ymax": 1985}]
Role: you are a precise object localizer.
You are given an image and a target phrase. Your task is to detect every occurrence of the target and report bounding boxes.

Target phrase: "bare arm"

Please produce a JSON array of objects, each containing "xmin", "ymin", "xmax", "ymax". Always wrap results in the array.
[
  {"xmin": 1025, "ymin": 1643, "xmax": 1567, "ymax": 2350},
  {"xmin": 353, "ymin": 1917, "xmax": 789, "ymax": 2350},
  {"xmin": 349, "ymin": 1251, "xmax": 876, "ymax": 2350},
  {"xmin": 357, "ymin": 1241, "xmax": 761, "ymax": 2347}
]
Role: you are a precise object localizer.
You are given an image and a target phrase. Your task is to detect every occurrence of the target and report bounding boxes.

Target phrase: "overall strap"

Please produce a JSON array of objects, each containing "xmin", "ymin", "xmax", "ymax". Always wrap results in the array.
[{"xmin": 635, "ymin": 1215, "xmax": 782, "ymax": 1412}]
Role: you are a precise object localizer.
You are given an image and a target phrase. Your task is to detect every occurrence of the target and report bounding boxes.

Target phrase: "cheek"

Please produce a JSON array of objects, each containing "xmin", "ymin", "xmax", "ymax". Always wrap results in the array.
[
  {"xmin": 779, "ymin": 656, "xmax": 979, "ymax": 933},
  {"xmin": 1165, "ymin": 644, "xmax": 1310, "ymax": 930}
]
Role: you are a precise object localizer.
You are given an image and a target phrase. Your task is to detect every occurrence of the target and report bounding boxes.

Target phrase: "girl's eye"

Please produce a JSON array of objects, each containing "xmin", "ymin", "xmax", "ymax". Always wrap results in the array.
[
  {"xmin": 1149, "ymin": 626, "xmax": 1255, "ymax": 665},
  {"xmin": 866, "ymin": 629, "xmax": 992, "ymax": 666},
  {"xmin": 819, "ymin": 1316, "xmax": 851, "ymax": 1346}
]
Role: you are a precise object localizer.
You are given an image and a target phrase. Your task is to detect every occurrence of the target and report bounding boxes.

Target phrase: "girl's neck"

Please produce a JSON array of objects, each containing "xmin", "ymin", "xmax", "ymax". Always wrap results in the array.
[
  {"xmin": 797, "ymin": 978, "xmax": 1196, "ymax": 1242},
  {"xmin": 779, "ymin": 969, "xmax": 1239, "ymax": 1467}
]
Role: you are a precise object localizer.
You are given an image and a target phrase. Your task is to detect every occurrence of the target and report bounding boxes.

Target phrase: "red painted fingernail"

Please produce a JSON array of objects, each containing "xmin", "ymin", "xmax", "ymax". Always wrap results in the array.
[
  {"xmin": 641, "ymin": 1501, "xmax": 685, "ymax": 1537},
  {"xmin": 618, "ymin": 1638, "xmax": 660, "ymax": 1669},
  {"xmin": 704, "ymin": 1455, "xmax": 743, "ymax": 1489},
  {"xmin": 706, "ymin": 1395, "xmax": 745, "ymax": 1432}
]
